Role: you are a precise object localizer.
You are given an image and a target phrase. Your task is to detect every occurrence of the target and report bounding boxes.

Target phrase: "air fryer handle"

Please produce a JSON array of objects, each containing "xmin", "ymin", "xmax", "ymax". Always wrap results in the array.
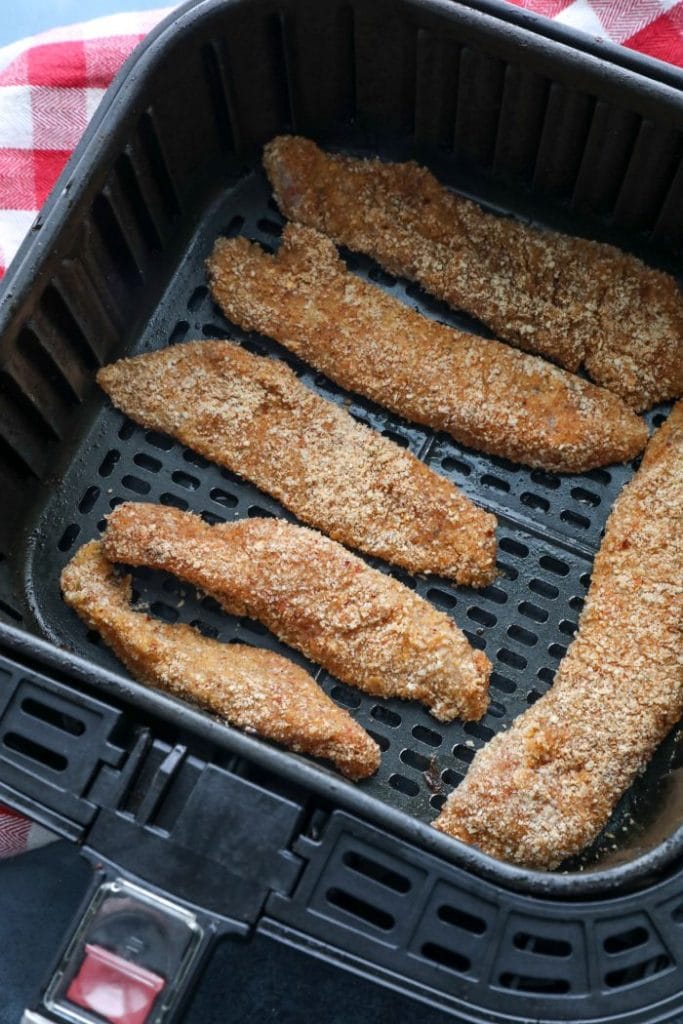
[{"xmin": 22, "ymin": 860, "xmax": 242, "ymax": 1024}]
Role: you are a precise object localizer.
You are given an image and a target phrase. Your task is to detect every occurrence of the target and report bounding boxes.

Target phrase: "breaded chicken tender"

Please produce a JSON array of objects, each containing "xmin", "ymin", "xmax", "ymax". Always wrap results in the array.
[
  {"xmin": 434, "ymin": 403, "xmax": 683, "ymax": 868},
  {"xmin": 61, "ymin": 540, "xmax": 380, "ymax": 780},
  {"xmin": 97, "ymin": 341, "xmax": 497, "ymax": 586},
  {"xmin": 207, "ymin": 225, "xmax": 647, "ymax": 473},
  {"xmin": 264, "ymin": 136, "xmax": 683, "ymax": 411},
  {"xmin": 102, "ymin": 503, "xmax": 491, "ymax": 722}
]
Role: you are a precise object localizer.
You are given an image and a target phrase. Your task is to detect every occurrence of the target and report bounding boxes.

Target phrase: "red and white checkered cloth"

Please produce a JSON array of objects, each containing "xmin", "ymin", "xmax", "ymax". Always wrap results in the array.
[
  {"xmin": 512, "ymin": 0, "xmax": 683, "ymax": 61},
  {"xmin": 0, "ymin": 0, "xmax": 681, "ymax": 857}
]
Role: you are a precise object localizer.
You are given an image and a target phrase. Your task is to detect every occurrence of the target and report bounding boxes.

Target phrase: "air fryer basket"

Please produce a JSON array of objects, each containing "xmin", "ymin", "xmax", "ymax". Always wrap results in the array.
[{"xmin": 1, "ymin": 0, "xmax": 683, "ymax": 1020}]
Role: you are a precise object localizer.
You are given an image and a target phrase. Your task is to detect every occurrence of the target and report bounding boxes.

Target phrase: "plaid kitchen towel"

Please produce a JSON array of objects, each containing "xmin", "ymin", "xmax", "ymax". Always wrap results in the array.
[
  {"xmin": 0, "ymin": 0, "xmax": 681, "ymax": 856},
  {"xmin": 509, "ymin": 0, "xmax": 683, "ymax": 62}
]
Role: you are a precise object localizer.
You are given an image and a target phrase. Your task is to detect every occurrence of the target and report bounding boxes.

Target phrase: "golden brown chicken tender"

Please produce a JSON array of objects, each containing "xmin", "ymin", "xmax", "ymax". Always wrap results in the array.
[
  {"xmin": 264, "ymin": 135, "xmax": 682, "ymax": 411},
  {"xmin": 207, "ymin": 225, "xmax": 647, "ymax": 473},
  {"xmin": 434, "ymin": 403, "xmax": 683, "ymax": 868},
  {"xmin": 102, "ymin": 503, "xmax": 491, "ymax": 722},
  {"xmin": 61, "ymin": 540, "xmax": 380, "ymax": 780},
  {"xmin": 97, "ymin": 340, "xmax": 496, "ymax": 587}
]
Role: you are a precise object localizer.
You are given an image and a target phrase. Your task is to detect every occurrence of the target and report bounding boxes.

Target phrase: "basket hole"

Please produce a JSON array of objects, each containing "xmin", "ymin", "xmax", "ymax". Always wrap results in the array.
[
  {"xmin": 388, "ymin": 773, "xmax": 419, "ymax": 797},
  {"xmin": 326, "ymin": 888, "xmax": 394, "ymax": 931},
  {"xmin": 257, "ymin": 217, "xmax": 283, "ymax": 238},
  {"xmin": 159, "ymin": 493, "xmax": 188, "ymax": 511},
  {"xmin": 202, "ymin": 322, "xmax": 232, "ymax": 339},
  {"xmin": 400, "ymin": 748, "xmax": 430, "ymax": 772},
  {"xmin": 530, "ymin": 470, "xmax": 561, "ymax": 490},
  {"xmin": 585, "ymin": 467, "xmax": 611, "ymax": 485},
  {"xmin": 481, "ymin": 473, "xmax": 509, "ymax": 493},
  {"xmin": 496, "ymin": 560, "xmax": 518, "ymax": 581},
  {"xmin": 371, "ymin": 705, "xmax": 401, "ymax": 727},
  {"xmin": 453, "ymin": 744, "xmax": 475, "ymax": 764},
  {"xmin": 210, "ymin": 487, "xmax": 239, "ymax": 508},
  {"xmin": 513, "ymin": 932, "xmax": 571, "ymax": 957},
  {"xmin": 223, "ymin": 215, "xmax": 245, "ymax": 237},
  {"xmin": 520, "ymin": 492, "xmax": 549, "ymax": 512},
  {"xmin": 507, "ymin": 624, "xmax": 537, "ymax": 647},
  {"xmin": 381, "ymin": 429, "xmax": 409, "ymax": 448},
  {"xmin": 421, "ymin": 942, "xmax": 470, "ymax": 975},
  {"xmin": 241, "ymin": 619, "xmax": 268, "ymax": 637},
  {"xmin": 518, "ymin": 601, "xmax": 548, "ymax": 623},
  {"xmin": 201, "ymin": 510, "xmax": 226, "ymax": 526},
  {"xmin": 529, "ymin": 578, "xmax": 558, "ymax": 599},
  {"xmin": 171, "ymin": 471, "xmax": 199, "ymax": 491},
  {"xmin": 58, "ymin": 523, "xmax": 80, "ymax": 552},
  {"xmin": 571, "ymin": 487, "xmax": 600, "ymax": 507},
  {"xmin": 559, "ymin": 619, "xmax": 577, "ymax": 638},
  {"xmin": 98, "ymin": 449, "xmax": 120, "ymax": 477},
  {"xmin": 332, "ymin": 684, "xmax": 362, "ymax": 708},
  {"xmin": 191, "ymin": 619, "xmax": 218, "ymax": 639},
  {"xmin": 441, "ymin": 456, "xmax": 471, "ymax": 476},
  {"xmin": 366, "ymin": 729, "xmax": 390, "ymax": 752},
  {"xmin": 605, "ymin": 955, "xmax": 670, "ymax": 988},
  {"xmin": 604, "ymin": 926, "xmax": 649, "ymax": 954},
  {"xmin": 464, "ymin": 722, "xmax": 494, "ymax": 742},
  {"xmin": 169, "ymin": 320, "xmax": 190, "ymax": 345},
  {"xmin": 133, "ymin": 453, "xmax": 161, "ymax": 473},
  {"xmin": 248, "ymin": 505, "xmax": 277, "ymax": 519},
  {"xmin": 4, "ymin": 732, "xmax": 67, "ymax": 772},
  {"xmin": 122, "ymin": 475, "xmax": 150, "ymax": 496},
  {"xmin": 184, "ymin": 449, "xmax": 211, "ymax": 469},
  {"xmin": 368, "ymin": 266, "xmax": 397, "ymax": 287},
  {"xmin": 499, "ymin": 972, "xmax": 569, "ymax": 994},
  {"xmin": 21, "ymin": 699, "xmax": 85, "ymax": 736},
  {"xmin": 467, "ymin": 606, "xmax": 496, "ymax": 628},
  {"xmin": 499, "ymin": 538, "xmax": 528, "ymax": 558},
  {"xmin": 498, "ymin": 648, "xmax": 527, "ymax": 671},
  {"xmin": 426, "ymin": 588, "xmax": 456, "ymax": 611},
  {"xmin": 438, "ymin": 904, "xmax": 487, "ymax": 935},
  {"xmin": 490, "ymin": 671, "xmax": 515, "ymax": 694},
  {"xmin": 537, "ymin": 666, "xmax": 555, "ymax": 685},
  {"xmin": 527, "ymin": 689, "xmax": 543, "ymax": 705},
  {"xmin": 150, "ymin": 601, "xmax": 178, "ymax": 623},
  {"xmin": 145, "ymin": 431, "xmax": 174, "ymax": 451},
  {"xmin": 342, "ymin": 851, "xmax": 411, "ymax": 893},
  {"xmin": 569, "ymin": 594, "xmax": 585, "ymax": 613},
  {"xmin": 187, "ymin": 286, "xmax": 208, "ymax": 311},
  {"xmin": 78, "ymin": 486, "xmax": 100, "ymax": 515},
  {"xmin": 441, "ymin": 768, "xmax": 464, "ymax": 788},
  {"xmin": 463, "ymin": 629, "xmax": 486, "ymax": 650},
  {"xmin": 560, "ymin": 509, "xmax": 590, "ymax": 530},
  {"xmin": 539, "ymin": 555, "xmax": 569, "ymax": 577},
  {"xmin": 118, "ymin": 419, "xmax": 136, "ymax": 440},
  {"xmin": 412, "ymin": 725, "xmax": 442, "ymax": 747},
  {"xmin": 548, "ymin": 643, "xmax": 567, "ymax": 660},
  {"xmin": 481, "ymin": 585, "xmax": 507, "ymax": 605}
]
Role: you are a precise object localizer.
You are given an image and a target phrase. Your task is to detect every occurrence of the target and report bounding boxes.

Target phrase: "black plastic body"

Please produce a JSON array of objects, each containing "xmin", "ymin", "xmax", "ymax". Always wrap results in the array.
[{"xmin": 0, "ymin": 1, "xmax": 683, "ymax": 1021}]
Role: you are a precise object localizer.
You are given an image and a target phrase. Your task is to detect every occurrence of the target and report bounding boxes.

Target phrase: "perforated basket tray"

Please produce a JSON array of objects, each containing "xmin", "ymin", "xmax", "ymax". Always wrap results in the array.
[{"xmin": 0, "ymin": 0, "xmax": 682, "ymax": 903}]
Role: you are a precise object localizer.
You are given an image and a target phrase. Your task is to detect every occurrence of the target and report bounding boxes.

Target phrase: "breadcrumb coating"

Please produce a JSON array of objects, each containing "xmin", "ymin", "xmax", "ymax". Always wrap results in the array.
[
  {"xmin": 60, "ymin": 541, "xmax": 380, "ymax": 780},
  {"xmin": 207, "ymin": 224, "xmax": 646, "ymax": 473},
  {"xmin": 434, "ymin": 403, "xmax": 683, "ymax": 868},
  {"xmin": 97, "ymin": 340, "xmax": 497, "ymax": 586},
  {"xmin": 102, "ymin": 503, "xmax": 491, "ymax": 721},
  {"xmin": 264, "ymin": 135, "xmax": 683, "ymax": 411}
]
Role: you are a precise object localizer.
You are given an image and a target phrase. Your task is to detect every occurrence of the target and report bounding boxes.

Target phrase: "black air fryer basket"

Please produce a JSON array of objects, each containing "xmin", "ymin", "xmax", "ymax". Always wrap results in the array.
[{"xmin": 1, "ymin": 1, "xmax": 683, "ymax": 1021}]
